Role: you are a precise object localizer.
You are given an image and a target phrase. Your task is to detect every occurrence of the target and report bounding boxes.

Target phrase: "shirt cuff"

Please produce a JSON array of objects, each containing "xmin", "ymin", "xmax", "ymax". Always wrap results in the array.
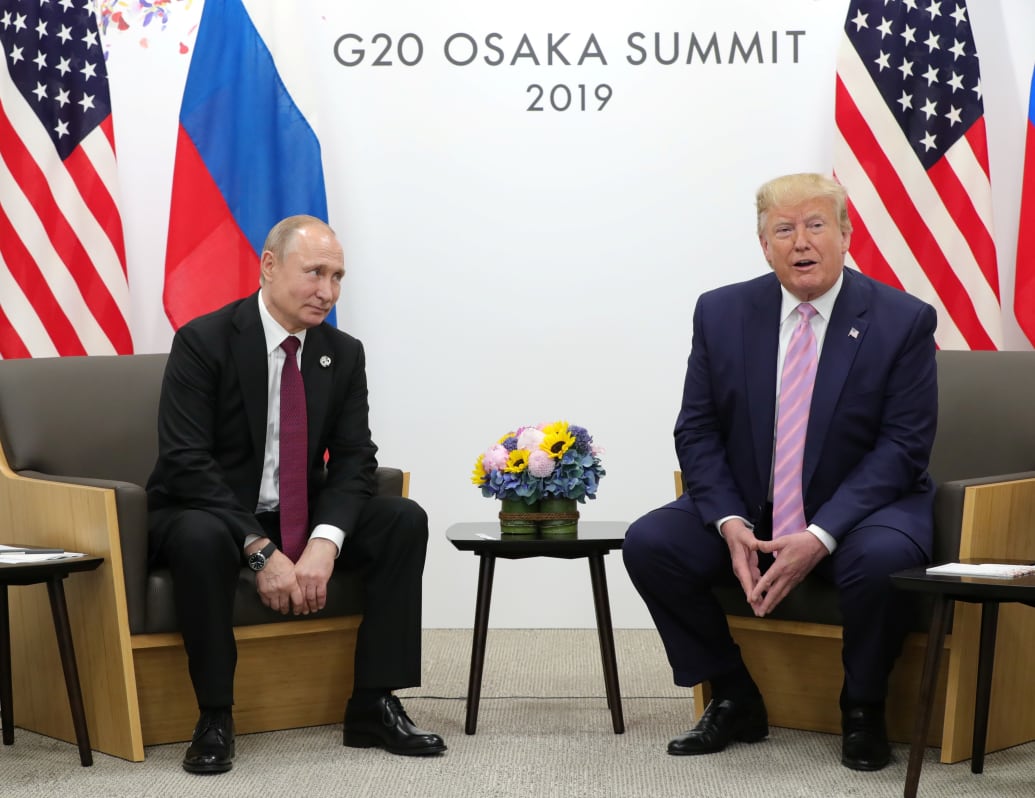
[
  {"xmin": 715, "ymin": 515, "xmax": 753, "ymax": 538},
  {"xmin": 311, "ymin": 523, "xmax": 346, "ymax": 558},
  {"xmin": 807, "ymin": 523, "xmax": 837, "ymax": 554}
]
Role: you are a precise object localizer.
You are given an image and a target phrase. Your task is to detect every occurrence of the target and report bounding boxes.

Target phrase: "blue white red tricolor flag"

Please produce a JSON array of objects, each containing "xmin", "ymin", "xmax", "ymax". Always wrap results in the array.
[
  {"xmin": 1014, "ymin": 65, "xmax": 1035, "ymax": 346},
  {"xmin": 163, "ymin": 0, "xmax": 328, "ymax": 330},
  {"xmin": 0, "ymin": 0, "xmax": 131, "ymax": 358},
  {"xmin": 833, "ymin": 0, "xmax": 1001, "ymax": 350}
]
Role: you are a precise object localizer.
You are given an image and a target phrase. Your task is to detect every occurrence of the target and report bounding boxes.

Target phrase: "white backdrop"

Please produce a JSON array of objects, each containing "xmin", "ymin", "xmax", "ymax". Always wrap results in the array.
[{"xmin": 103, "ymin": 0, "xmax": 1035, "ymax": 629}]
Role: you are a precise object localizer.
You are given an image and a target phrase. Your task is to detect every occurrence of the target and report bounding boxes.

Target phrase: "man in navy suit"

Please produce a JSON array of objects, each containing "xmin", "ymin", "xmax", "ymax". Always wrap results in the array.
[
  {"xmin": 623, "ymin": 173, "xmax": 936, "ymax": 771},
  {"xmin": 147, "ymin": 215, "xmax": 445, "ymax": 773}
]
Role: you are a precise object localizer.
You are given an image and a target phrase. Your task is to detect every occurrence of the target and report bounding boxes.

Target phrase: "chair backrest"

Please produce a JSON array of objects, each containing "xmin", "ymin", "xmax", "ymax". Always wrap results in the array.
[
  {"xmin": 0, "ymin": 354, "xmax": 167, "ymax": 486},
  {"xmin": 928, "ymin": 350, "xmax": 1035, "ymax": 485}
]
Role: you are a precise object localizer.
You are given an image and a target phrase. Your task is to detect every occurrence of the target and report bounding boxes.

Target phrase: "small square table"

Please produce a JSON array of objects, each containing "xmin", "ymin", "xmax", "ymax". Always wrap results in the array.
[
  {"xmin": 447, "ymin": 521, "xmax": 628, "ymax": 735},
  {"xmin": 891, "ymin": 562, "xmax": 1035, "ymax": 798},
  {"xmin": 0, "ymin": 554, "xmax": 104, "ymax": 766}
]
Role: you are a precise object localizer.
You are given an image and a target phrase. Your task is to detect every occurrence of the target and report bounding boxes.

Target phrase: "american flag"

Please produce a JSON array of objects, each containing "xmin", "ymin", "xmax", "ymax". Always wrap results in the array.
[
  {"xmin": 0, "ymin": 0, "xmax": 131, "ymax": 358},
  {"xmin": 834, "ymin": 0, "xmax": 1000, "ymax": 350}
]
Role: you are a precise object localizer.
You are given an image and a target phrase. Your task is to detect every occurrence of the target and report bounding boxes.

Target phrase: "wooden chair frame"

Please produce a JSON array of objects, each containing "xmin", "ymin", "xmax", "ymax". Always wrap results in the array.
[{"xmin": 0, "ymin": 443, "xmax": 406, "ymax": 761}]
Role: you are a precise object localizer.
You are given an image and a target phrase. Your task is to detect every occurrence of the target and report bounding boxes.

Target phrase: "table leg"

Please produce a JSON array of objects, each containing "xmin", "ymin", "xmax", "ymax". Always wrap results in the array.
[
  {"xmin": 465, "ymin": 553, "xmax": 496, "ymax": 735},
  {"xmin": 0, "ymin": 585, "xmax": 11, "ymax": 746},
  {"xmin": 46, "ymin": 577, "xmax": 93, "ymax": 766},
  {"xmin": 904, "ymin": 595, "xmax": 952, "ymax": 798},
  {"xmin": 588, "ymin": 554, "xmax": 624, "ymax": 734},
  {"xmin": 971, "ymin": 601, "xmax": 1000, "ymax": 774}
]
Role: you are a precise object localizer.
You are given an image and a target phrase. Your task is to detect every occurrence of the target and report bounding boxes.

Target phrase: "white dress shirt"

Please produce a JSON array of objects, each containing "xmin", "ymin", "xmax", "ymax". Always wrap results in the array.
[
  {"xmin": 245, "ymin": 294, "xmax": 345, "ymax": 556},
  {"xmin": 717, "ymin": 271, "xmax": 844, "ymax": 554}
]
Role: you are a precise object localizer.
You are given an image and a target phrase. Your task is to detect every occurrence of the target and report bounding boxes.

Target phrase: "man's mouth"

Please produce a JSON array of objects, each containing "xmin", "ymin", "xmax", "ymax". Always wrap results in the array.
[{"xmin": 793, "ymin": 259, "xmax": 817, "ymax": 268}]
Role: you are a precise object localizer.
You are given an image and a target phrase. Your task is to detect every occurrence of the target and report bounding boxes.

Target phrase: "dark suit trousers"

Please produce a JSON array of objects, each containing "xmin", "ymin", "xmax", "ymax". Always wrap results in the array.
[
  {"xmin": 149, "ymin": 495, "xmax": 428, "ymax": 709},
  {"xmin": 622, "ymin": 494, "xmax": 926, "ymax": 704}
]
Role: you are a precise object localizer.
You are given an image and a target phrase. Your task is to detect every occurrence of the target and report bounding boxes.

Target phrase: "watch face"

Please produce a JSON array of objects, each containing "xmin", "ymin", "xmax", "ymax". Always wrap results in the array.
[{"xmin": 248, "ymin": 553, "xmax": 266, "ymax": 572}]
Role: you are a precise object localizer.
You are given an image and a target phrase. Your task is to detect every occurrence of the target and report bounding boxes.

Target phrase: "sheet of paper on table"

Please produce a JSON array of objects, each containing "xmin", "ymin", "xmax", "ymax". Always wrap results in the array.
[
  {"xmin": 925, "ymin": 562, "xmax": 1035, "ymax": 579},
  {"xmin": 0, "ymin": 544, "xmax": 85, "ymax": 564}
]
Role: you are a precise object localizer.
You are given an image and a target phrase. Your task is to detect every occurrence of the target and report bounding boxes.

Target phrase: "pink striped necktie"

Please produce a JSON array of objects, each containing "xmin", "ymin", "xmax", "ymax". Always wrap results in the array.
[
  {"xmin": 771, "ymin": 303, "xmax": 818, "ymax": 541},
  {"xmin": 279, "ymin": 336, "xmax": 309, "ymax": 561}
]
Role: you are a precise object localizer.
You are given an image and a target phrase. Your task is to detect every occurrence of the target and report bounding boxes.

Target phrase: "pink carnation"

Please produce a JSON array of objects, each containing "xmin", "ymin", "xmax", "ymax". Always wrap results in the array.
[
  {"xmin": 517, "ymin": 427, "xmax": 546, "ymax": 451},
  {"xmin": 482, "ymin": 444, "xmax": 510, "ymax": 471},
  {"xmin": 527, "ymin": 449, "xmax": 556, "ymax": 478}
]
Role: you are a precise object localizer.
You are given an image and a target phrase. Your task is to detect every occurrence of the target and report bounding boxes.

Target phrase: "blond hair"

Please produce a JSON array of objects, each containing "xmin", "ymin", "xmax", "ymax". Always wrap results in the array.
[{"xmin": 756, "ymin": 173, "xmax": 852, "ymax": 236}]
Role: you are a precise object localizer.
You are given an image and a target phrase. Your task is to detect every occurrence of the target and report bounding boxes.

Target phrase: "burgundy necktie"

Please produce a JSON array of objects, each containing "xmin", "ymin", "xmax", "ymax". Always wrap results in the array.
[
  {"xmin": 279, "ymin": 336, "xmax": 308, "ymax": 561},
  {"xmin": 771, "ymin": 303, "xmax": 818, "ymax": 541}
]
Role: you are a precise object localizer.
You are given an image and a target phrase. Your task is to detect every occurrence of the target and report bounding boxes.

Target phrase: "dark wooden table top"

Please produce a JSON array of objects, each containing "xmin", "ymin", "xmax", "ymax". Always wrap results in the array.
[
  {"xmin": 447, "ymin": 521, "xmax": 628, "ymax": 558},
  {"xmin": 0, "ymin": 553, "xmax": 103, "ymax": 586},
  {"xmin": 892, "ymin": 561, "xmax": 1035, "ymax": 603}
]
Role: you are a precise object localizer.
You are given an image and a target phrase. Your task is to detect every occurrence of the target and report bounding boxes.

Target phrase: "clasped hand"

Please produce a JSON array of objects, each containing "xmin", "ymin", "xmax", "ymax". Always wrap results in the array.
[
  {"xmin": 254, "ymin": 538, "xmax": 336, "ymax": 615},
  {"xmin": 721, "ymin": 519, "xmax": 828, "ymax": 617}
]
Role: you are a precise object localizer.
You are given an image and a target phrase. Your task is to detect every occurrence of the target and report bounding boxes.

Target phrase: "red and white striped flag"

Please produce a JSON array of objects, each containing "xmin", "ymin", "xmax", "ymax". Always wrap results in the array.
[
  {"xmin": 0, "ymin": 0, "xmax": 132, "ymax": 359},
  {"xmin": 833, "ymin": 0, "xmax": 1001, "ymax": 350}
]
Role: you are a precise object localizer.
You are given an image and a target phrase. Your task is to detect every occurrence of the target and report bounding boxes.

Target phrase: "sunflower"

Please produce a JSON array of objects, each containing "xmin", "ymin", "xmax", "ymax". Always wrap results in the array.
[
  {"xmin": 540, "ymin": 422, "xmax": 575, "ymax": 459},
  {"xmin": 503, "ymin": 449, "xmax": 531, "ymax": 473},
  {"xmin": 470, "ymin": 453, "xmax": 488, "ymax": 485}
]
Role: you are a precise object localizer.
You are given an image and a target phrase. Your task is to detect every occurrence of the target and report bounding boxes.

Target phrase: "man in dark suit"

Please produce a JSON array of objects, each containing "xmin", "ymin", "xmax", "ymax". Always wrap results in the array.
[
  {"xmin": 623, "ymin": 173, "xmax": 936, "ymax": 771},
  {"xmin": 147, "ymin": 215, "xmax": 445, "ymax": 773}
]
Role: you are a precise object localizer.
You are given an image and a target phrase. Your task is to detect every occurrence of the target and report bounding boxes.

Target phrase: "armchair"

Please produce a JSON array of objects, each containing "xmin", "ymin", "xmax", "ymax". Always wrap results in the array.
[
  {"xmin": 0, "ymin": 353, "xmax": 406, "ymax": 761},
  {"xmin": 678, "ymin": 349, "xmax": 1035, "ymax": 763}
]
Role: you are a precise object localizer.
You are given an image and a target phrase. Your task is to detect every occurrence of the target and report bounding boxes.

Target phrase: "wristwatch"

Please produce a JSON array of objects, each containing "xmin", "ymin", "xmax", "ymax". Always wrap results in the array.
[{"xmin": 247, "ymin": 540, "xmax": 278, "ymax": 572}]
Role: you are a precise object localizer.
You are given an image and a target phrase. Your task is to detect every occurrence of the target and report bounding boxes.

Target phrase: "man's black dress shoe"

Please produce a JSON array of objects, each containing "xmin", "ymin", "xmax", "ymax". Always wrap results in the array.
[
  {"xmin": 841, "ymin": 706, "xmax": 891, "ymax": 771},
  {"xmin": 667, "ymin": 696, "xmax": 769, "ymax": 756},
  {"xmin": 182, "ymin": 709, "xmax": 235, "ymax": 774},
  {"xmin": 344, "ymin": 694, "xmax": 447, "ymax": 756}
]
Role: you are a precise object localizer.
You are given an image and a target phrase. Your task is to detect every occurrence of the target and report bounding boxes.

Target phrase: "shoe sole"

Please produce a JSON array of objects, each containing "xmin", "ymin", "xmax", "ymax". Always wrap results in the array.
[
  {"xmin": 344, "ymin": 731, "xmax": 447, "ymax": 756},
  {"xmin": 841, "ymin": 755, "xmax": 891, "ymax": 772},
  {"xmin": 182, "ymin": 761, "xmax": 233, "ymax": 774},
  {"xmin": 667, "ymin": 725, "xmax": 769, "ymax": 756}
]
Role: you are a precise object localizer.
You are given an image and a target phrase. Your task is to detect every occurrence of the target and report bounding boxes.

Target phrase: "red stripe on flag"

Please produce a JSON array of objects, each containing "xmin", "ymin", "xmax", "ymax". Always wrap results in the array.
[
  {"xmin": 842, "ymin": 198, "xmax": 904, "ymax": 291},
  {"xmin": 0, "ymin": 303, "xmax": 31, "ymax": 360},
  {"xmin": 926, "ymin": 135, "xmax": 998, "ymax": 295},
  {"xmin": 0, "ymin": 201, "xmax": 86, "ymax": 355},
  {"xmin": 164, "ymin": 125, "xmax": 258, "ymax": 329},
  {"xmin": 835, "ymin": 78, "xmax": 995, "ymax": 350}
]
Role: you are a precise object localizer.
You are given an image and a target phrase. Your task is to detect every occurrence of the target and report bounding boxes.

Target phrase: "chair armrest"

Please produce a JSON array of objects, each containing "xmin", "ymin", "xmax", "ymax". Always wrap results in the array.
[
  {"xmin": 375, "ymin": 467, "xmax": 408, "ymax": 498},
  {"xmin": 16, "ymin": 471, "xmax": 146, "ymax": 633},
  {"xmin": 933, "ymin": 471, "xmax": 1035, "ymax": 563}
]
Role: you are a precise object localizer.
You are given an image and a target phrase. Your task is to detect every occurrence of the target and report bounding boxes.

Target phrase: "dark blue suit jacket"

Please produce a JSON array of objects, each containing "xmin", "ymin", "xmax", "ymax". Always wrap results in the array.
[{"xmin": 675, "ymin": 267, "xmax": 937, "ymax": 556}]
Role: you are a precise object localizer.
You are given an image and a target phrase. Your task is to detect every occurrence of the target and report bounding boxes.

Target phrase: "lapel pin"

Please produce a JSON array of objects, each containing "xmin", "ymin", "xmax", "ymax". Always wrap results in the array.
[
  {"xmin": 320, "ymin": 355, "xmax": 332, "ymax": 368},
  {"xmin": 849, "ymin": 328, "xmax": 859, "ymax": 339}
]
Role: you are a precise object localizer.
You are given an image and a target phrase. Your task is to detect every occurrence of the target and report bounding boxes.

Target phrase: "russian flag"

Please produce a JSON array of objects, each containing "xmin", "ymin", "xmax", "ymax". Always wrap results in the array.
[
  {"xmin": 163, "ymin": 0, "xmax": 328, "ymax": 329},
  {"xmin": 1015, "ymin": 65, "xmax": 1035, "ymax": 346}
]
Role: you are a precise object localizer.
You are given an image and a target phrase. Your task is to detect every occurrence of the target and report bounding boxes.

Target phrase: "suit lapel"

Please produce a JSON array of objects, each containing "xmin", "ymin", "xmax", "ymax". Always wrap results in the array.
[
  {"xmin": 804, "ymin": 268, "xmax": 869, "ymax": 488},
  {"xmin": 230, "ymin": 294, "xmax": 270, "ymax": 465},
  {"xmin": 745, "ymin": 276, "xmax": 782, "ymax": 496},
  {"xmin": 301, "ymin": 324, "xmax": 334, "ymax": 458}
]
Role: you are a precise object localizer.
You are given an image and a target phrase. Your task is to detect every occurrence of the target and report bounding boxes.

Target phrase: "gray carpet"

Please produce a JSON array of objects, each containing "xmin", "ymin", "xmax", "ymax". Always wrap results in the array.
[{"xmin": 2, "ymin": 629, "xmax": 1032, "ymax": 797}]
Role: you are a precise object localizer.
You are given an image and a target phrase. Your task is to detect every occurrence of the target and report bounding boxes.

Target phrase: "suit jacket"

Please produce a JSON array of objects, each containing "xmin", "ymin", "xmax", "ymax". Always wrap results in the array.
[
  {"xmin": 675, "ymin": 267, "xmax": 938, "ymax": 556},
  {"xmin": 146, "ymin": 292, "xmax": 379, "ymax": 547}
]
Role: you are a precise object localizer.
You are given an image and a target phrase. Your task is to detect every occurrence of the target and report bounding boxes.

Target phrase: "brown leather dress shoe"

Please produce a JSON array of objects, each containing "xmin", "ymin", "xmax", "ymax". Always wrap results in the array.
[
  {"xmin": 182, "ymin": 709, "xmax": 235, "ymax": 774},
  {"xmin": 841, "ymin": 706, "xmax": 891, "ymax": 771},
  {"xmin": 344, "ymin": 695, "xmax": 447, "ymax": 756},
  {"xmin": 667, "ymin": 696, "xmax": 769, "ymax": 756}
]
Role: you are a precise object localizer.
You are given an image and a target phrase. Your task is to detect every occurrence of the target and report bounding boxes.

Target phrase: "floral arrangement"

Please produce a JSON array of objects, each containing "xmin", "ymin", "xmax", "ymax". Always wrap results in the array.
[{"xmin": 471, "ymin": 421, "xmax": 605, "ymax": 504}]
